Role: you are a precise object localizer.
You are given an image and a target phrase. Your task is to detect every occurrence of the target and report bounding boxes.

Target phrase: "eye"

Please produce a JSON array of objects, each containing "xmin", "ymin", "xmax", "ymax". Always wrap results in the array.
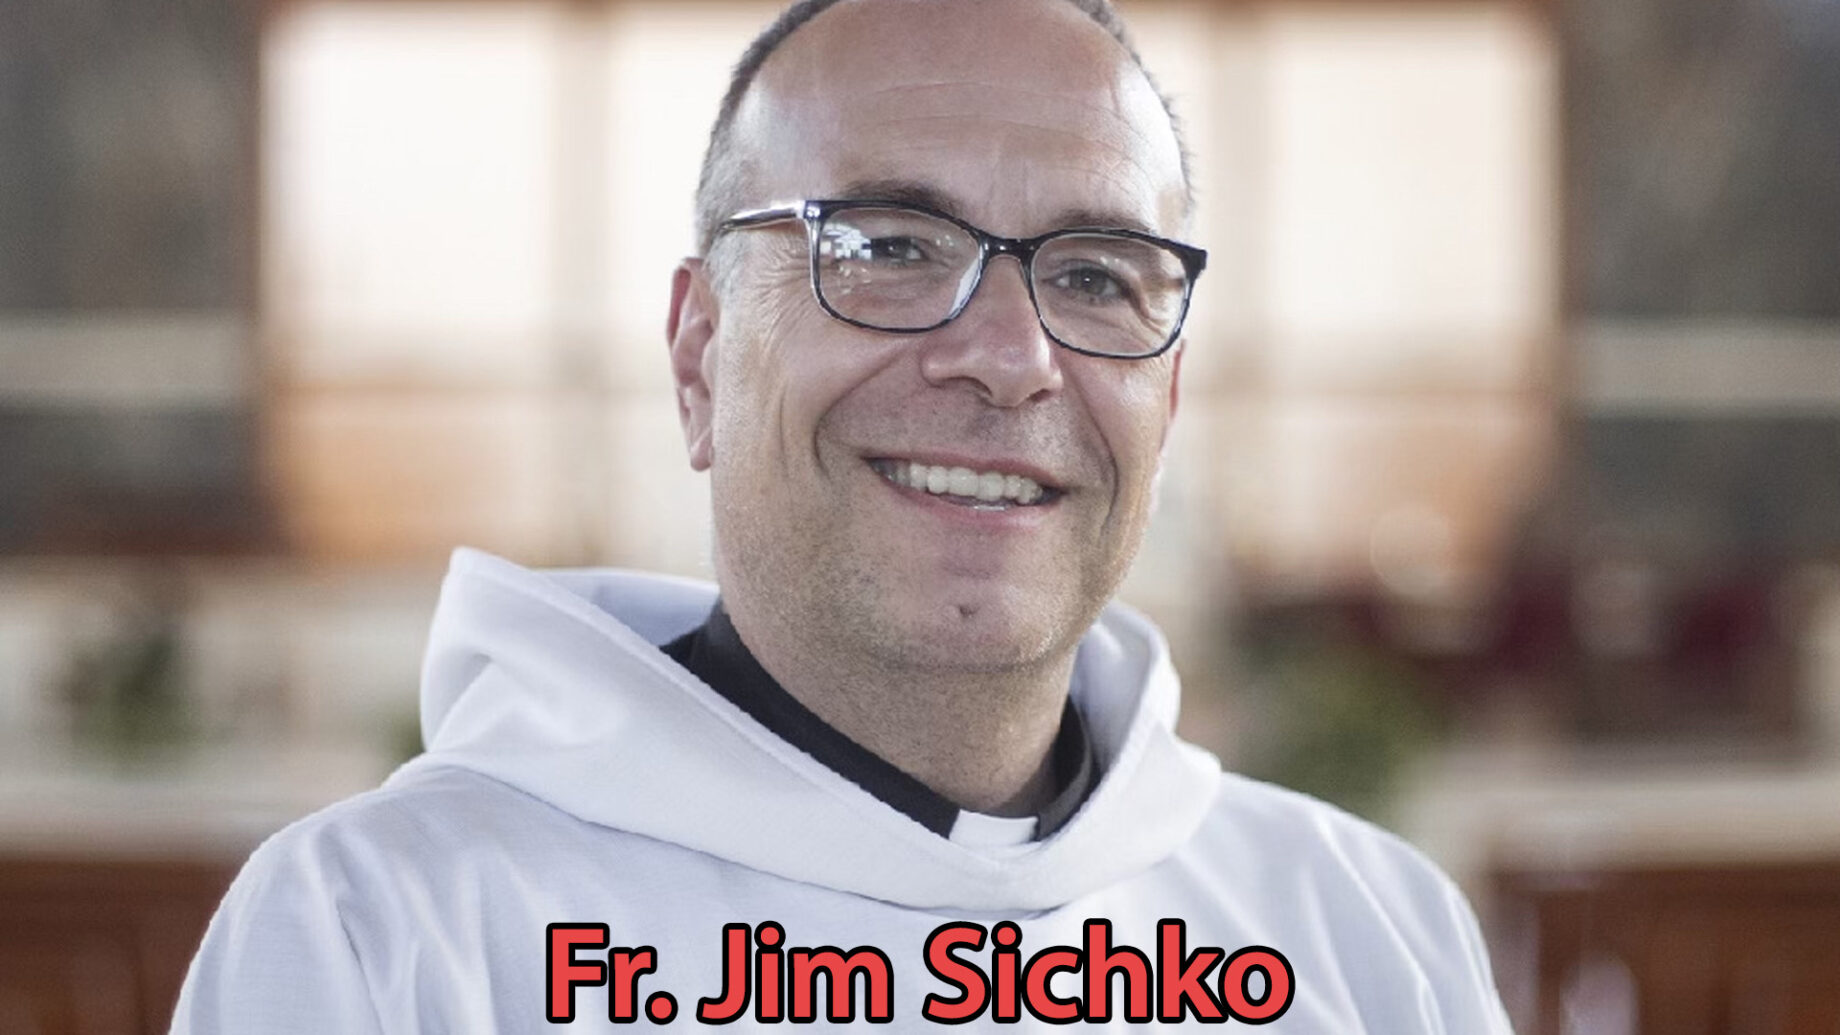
[
  {"xmin": 1051, "ymin": 265, "xmax": 1129, "ymax": 302},
  {"xmin": 864, "ymin": 236, "xmax": 928, "ymax": 266},
  {"xmin": 821, "ymin": 228, "xmax": 934, "ymax": 268}
]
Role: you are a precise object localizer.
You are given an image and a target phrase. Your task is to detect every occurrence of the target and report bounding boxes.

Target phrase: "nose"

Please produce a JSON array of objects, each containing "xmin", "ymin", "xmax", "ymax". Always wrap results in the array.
[{"xmin": 916, "ymin": 256, "xmax": 1064, "ymax": 407}]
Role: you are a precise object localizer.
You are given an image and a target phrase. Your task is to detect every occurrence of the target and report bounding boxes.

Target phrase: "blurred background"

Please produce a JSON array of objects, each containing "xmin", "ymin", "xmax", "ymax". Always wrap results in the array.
[{"xmin": 2, "ymin": 0, "xmax": 1838, "ymax": 1031}]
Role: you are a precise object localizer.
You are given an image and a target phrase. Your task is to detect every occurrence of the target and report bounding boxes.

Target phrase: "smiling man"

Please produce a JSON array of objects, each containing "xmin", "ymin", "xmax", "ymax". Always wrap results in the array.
[
  {"xmin": 172, "ymin": 0, "xmax": 1515, "ymax": 1030},
  {"xmin": 669, "ymin": 0, "xmax": 1195, "ymax": 823}
]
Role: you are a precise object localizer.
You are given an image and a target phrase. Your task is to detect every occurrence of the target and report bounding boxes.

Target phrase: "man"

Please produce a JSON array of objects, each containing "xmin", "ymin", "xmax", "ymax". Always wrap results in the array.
[{"xmin": 173, "ymin": 0, "xmax": 1514, "ymax": 1029}]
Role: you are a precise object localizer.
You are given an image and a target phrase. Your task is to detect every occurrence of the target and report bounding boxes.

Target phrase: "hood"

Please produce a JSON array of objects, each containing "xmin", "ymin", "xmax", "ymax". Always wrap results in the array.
[{"xmin": 393, "ymin": 548, "xmax": 1221, "ymax": 912}]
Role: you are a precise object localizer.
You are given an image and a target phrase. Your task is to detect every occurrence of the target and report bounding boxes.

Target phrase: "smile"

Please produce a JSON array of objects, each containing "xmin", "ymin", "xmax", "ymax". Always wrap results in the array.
[{"xmin": 867, "ymin": 459, "xmax": 1060, "ymax": 509}]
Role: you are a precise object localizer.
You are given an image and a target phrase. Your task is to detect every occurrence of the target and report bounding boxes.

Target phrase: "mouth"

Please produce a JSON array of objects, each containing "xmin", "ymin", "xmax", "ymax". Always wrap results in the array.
[{"xmin": 867, "ymin": 458, "xmax": 1064, "ymax": 510}]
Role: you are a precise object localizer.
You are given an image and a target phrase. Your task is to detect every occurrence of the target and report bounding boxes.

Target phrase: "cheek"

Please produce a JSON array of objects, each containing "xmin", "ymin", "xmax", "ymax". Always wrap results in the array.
[
  {"xmin": 721, "ymin": 264, "xmax": 804, "ymax": 379},
  {"xmin": 712, "ymin": 269, "xmax": 806, "ymax": 425},
  {"xmin": 1082, "ymin": 363, "xmax": 1178, "ymax": 489},
  {"xmin": 711, "ymin": 280, "xmax": 863, "ymax": 469}
]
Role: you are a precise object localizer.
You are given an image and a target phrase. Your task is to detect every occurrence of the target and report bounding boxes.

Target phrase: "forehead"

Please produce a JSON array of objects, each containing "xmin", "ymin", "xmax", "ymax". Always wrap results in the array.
[{"xmin": 733, "ymin": 0, "xmax": 1188, "ymax": 237}]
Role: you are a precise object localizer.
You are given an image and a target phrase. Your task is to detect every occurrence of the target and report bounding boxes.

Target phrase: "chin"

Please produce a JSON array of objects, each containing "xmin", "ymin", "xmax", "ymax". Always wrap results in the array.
[{"xmin": 867, "ymin": 580, "xmax": 1079, "ymax": 673}]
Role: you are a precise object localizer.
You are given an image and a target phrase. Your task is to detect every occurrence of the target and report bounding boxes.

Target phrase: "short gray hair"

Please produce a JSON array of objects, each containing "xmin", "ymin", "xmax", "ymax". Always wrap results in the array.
[{"xmin": 692, "ymin": 0, "xmax": 1194, "ymax": 260}]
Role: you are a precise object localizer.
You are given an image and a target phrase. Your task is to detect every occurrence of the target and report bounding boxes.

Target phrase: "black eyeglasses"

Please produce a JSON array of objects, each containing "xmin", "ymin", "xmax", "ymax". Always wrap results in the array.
[{"xmin": 714, "ymin": 199, "xmax": 1207, "ymax": 360}]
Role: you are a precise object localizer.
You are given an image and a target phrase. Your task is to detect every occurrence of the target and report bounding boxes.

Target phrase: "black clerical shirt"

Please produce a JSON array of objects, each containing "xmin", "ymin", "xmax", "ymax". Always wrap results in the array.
[{"xmin": 661, "ymin": 604, "xmax": 1096, "ymax": 841}]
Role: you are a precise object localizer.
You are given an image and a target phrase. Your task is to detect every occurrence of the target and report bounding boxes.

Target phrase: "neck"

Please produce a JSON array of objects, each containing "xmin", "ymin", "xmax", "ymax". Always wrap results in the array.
[{"xmin": 721, "ymin": 598, "xmax": 1077, "ymax": 817}]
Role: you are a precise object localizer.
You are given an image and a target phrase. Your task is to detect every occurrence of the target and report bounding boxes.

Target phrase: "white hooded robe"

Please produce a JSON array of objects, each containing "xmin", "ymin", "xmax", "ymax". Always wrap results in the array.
[{"xmin": 170, "ymin": 548, "xmax": 1513, "ymax": 1031}]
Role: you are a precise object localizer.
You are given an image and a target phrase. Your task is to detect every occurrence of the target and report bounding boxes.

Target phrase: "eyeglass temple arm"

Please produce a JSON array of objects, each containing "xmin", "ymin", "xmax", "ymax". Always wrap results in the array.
[{"xmin": 716, "ymin": 204, "xmax": 805, "ymax": 233}]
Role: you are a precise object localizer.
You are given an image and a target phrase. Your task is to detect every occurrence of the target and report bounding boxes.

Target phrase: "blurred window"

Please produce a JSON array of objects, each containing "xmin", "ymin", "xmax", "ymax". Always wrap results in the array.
[
  {"xmin": 260, "ymin": 0, "xmax": 1557, "ymax": 592},
  {"xmin": 0, "ymin": 0, "xmax": 265, "ymax": 553}
]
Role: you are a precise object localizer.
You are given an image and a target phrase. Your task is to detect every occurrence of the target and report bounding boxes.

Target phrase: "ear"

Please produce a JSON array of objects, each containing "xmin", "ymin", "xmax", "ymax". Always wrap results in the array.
[{"xmin": 667, "ymin": 258, "xmax": 719, "ymax": 471}]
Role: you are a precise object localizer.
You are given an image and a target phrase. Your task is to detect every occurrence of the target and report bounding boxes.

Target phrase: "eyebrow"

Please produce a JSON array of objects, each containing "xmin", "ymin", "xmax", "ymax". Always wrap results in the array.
[{"xmin": 832, "ymin": 177, "xmax": 1163, "ymax": 238}]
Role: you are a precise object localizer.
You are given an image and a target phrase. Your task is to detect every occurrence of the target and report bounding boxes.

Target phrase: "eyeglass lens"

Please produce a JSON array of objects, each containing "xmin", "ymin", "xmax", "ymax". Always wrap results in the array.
[{"xmin": 814, "ymin": 206, "xmax": 1190, "ymax": 357}]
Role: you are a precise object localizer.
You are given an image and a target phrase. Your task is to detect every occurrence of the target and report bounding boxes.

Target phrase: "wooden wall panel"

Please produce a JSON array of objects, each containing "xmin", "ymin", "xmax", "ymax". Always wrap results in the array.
[
  {"xmin": 0, "ymin": 857, "xmax": 238, "ymax": 1035},
  {"xmin": 1499, "ymin": 862, "xmax": 1840, "ymax": 1035}
]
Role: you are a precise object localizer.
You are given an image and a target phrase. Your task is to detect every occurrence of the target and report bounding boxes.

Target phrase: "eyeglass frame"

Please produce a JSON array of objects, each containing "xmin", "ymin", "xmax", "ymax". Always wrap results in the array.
[{"xmin": 713, "ymin": 198, "xmax": 1208, "ymax": 360}]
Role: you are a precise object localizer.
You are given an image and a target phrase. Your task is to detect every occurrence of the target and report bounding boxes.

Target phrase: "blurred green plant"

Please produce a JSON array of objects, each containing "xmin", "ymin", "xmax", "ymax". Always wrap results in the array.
[
  {"xmin": 59, "ymin": 592, "xmax": 197, "ymax": 762},
  {"xmin": 1236, "ymin": 619, "xmax": 1448, "ymax": 823}
]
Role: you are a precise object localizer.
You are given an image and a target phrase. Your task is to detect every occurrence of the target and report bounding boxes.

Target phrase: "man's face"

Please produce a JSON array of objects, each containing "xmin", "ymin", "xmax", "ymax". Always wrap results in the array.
[{"xmin": 672, "ymin": 0, "xmax": 1189, "ymax": 674}]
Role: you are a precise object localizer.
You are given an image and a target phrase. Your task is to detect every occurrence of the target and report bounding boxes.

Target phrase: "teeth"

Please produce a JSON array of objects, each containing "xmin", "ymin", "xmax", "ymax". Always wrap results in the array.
[{"xmin": 876, "ymin": 460, "xmax": 1049, "ymax": 506}]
